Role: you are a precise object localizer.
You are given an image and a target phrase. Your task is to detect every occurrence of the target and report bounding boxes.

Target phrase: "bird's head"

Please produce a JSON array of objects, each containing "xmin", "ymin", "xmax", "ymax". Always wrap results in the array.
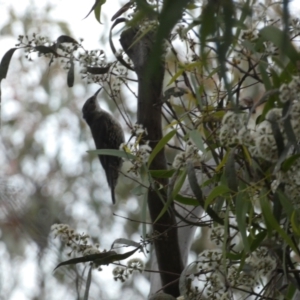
[{"xmin": 82, "ymin": 87, "xmax": 102, "ymax": 118}]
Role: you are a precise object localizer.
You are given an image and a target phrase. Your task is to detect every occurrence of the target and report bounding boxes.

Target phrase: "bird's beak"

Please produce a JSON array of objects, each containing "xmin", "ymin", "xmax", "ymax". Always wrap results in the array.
[{"xmin": 94, "ymin": 87, "xmax": 102, "ymax": 97}]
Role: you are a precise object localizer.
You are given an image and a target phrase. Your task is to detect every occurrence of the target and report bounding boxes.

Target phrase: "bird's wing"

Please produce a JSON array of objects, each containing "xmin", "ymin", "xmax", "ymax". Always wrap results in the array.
[{"xmin": 90, "ymin": 114, "xmax": 122, "ymax": 189}]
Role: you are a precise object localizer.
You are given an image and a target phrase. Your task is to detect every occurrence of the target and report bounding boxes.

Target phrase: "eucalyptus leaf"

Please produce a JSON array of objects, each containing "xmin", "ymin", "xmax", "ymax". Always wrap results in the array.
[
  {"xmin": 83, "ymin": 265, "xmax": 93, "ymax": 300},
  {"xmin": 0, "ymin": 48, "xmax": 17, "ymax": 82},
  {"xmin": 88, "ymin": 149, "xmax": 135, "ymax": 160},
  {"xmin": 111, "ymin": 238, "xmax": 140, "ymax": 249},
  {"xmin": 148, "ymin": 130, "xmax": 176, "ymax": 167}
]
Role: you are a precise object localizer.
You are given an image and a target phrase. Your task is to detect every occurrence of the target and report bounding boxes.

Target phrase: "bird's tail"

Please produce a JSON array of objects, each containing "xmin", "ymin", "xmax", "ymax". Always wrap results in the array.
[{"xmin": 111, "ymin": 187, "xmax": 116, "ymax": 204}]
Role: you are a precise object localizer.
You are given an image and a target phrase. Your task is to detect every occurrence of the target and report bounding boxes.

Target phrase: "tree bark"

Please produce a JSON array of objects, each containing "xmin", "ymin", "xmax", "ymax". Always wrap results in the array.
[{"xmin": 120, "ymin": 27, "xmax": 183, "ymax": 297}]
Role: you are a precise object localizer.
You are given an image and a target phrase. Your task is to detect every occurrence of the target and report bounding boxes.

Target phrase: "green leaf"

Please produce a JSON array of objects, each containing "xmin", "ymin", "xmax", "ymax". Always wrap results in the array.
[
  {"xmin": 249, "ymin": 230, "xmax": 267, "ymax": 252},
  {"xmin": 150, "ymin": 169, "xmax": 177, "ymax": 178},
  {"xmin": 56, "ymin": 35, "xmax": 78, "ymax": 45},
  {"xmin": 237, "ymin": 251, "xmax": 247, "ymax": 274},
  {"xmin": 87, "ymin": 65, "xmax": 111, "ymax": 74},
  {"xmin": 260, "ymin": 26, "xmax": 300, "ymax": 62},
  {"xmin": 83, "ymin": 0, "xmax": 106, "ymax": 23},
  {"xmin": 167, "ymin": 68, "xmax": 184, "ymax": 86},
  {"xmin": 285, "ymin": 283, "xmax": 297, "ymax": 300},
  {"xmin": 273, "ymin": 143, "xmax": 293, "ymax": 174},
  {"xmin": 270, "ymin": 68, "xmax": 281, "ymax": 88},
  {"xmin": 111, "ymin": 1, "xmax": 132, "ymax": 22},
  {"xmin": 187, "ymin": 162, "xmax": 224, "ymax": 224},
  {"xmin": 224, "ymin": 149, "xmax": 238, "ymax": 194},
  {"xmin": 54, "ymin": 250, "xmax": 118, "ymax": 270},
  {"xmin": 110, "ymin": 19, "xmax": 134, "ymax": 71},
  {"xmin": 189, "ymin": 130, "xmax": 205, "ymax": 152},
  {"xmin": 147, "ymin": 130, "xmax": 176, "ymax": 167},
  {"xmin": 259, "ymin": 61, "xmax": 271, "ymax": 90},
  {"xmin": 236, "ymin": 191, "xmax": 250, "ymax": 252},
  {"xmin": 88, "ymin": 149, "xmax": 135, "ymax": 160},
  {"xmin": 172, "ymin": 169, "xmax": 187, "ymax": 201},
  {"xmin": 205, "ymin": 185, "xmax": 230, "ymax": 210},
  {"xmin": 143, "ymin": 0, "xmax": 190, "ymax": 83},
  {"xmin": 291, "ymin": 211, "xmax": 300, "ymax": 236},
  {"xmin": 283, "ymin": 102, "xmax": 298, "ymax": 146},
  {"xmin": 215, "ymin": 150, "xmax": 230, "ymax": 172},
  {"xmin": 35, "ymin": 45, "xmax": 58, "ymax": 57},
  {"xmin": 54, "ymin": 247, "xmax": 141, "ymax": 271},
  {"xmin": 226, "ymin": 251, "xmax": 243, "ymax": 260},
  {"xmin": 234, "ymin": 0, "xmax": 251, "ymax": 41},
  {"xmin": 281, "ymin": 154, "xmax": 300, "ymax": 172},
  {"xmin": 200, "ymin": 1, "xmax": 216, "ymax": 55},
  {"xmin": 270, "ymin": 117, "xmax": 285, "ymax": 156},
  {"xmin": 94, "ymin": 0, "xmax": 106, "ymax": 24},
  {"xmin": 260, "ymin": 194, "xmax": 299, "ymax": 254},
  {"xmin": 83, "ymin": 265, "xmax": 93, "ymax": 300},
  {"xmin": 131, "ymin": 185, "xmax": 148, "ymax": 196},
  {"xmin": 186, "ymin": 162, "xmax": 203, "ymax": 202},
  {"xmin": 175, "ymin": 194, "xmax": 199, "ymax": 206},
  {"xmin": 0, "ymin": 48, "xmax": 17, "ymax": 82},
  {"xmin": 277, "ymin": 190, "xmax": 294, "ymax": 218},
  {"xmin": 111, "ymin": 238, "xmax": 140, "ymax": 249},
  {"xmin": 154, "ymin": 169, "xmax": 186, "ymax": 223}
]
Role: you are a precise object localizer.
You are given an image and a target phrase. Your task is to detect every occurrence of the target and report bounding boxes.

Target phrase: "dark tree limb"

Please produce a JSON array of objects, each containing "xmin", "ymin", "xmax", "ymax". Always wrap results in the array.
[{"xmin": 120, "ymin": 27, "xmax": 183, "ymax": 296}]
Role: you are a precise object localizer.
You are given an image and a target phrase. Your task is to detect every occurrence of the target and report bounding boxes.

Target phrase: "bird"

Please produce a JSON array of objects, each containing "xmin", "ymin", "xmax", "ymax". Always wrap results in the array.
[{"xmin": 82, "ymin": 87, "xmax": 125, "ymax": 204}]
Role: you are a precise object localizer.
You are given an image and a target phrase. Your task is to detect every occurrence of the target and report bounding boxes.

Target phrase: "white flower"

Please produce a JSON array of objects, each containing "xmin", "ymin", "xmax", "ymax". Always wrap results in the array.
[
  {"xmin": 256, "ymin": 120, "xmax": 272, "ymax": 135},
  {"xmin": 197, "ymin": 249, "xmax": 224, "ymax": 271},
  {"xmin": 83, "ymin": 246, "xmax": 100, "ymax": 256},
  {"xmin": 172, "ymin": 152, "xmax": 186, "ymax": 168},
  {"xmin": 255, "ymin": 134, "xmax": 277, "ymax": 162},
  {"xmin": 279, "ymin": 83, "xmax": 291, "ymax": 103},
  {"xmin": 238, "ymin": 126, "xmax": 255, "ymax": 146},
  {"xmin": 265, "ymin": 108, "xmax": 282, "ymax": 122},
  {"xmin": 210, "ymin": 226, "xmax": 225, "ymax": 246},
  {"xmin": 131, "ymin": 124, "xmax": 148, "ymax": 135},
  {"xmin": 127, "ymin": 258, "xmax": 144, "ymax": 273}
]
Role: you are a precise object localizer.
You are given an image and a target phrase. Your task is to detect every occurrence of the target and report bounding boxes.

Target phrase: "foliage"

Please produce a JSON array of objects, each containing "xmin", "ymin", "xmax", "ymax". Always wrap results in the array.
[{"xmin": 3, "ymin": 0, "xmax": 300, "ymax": 299}]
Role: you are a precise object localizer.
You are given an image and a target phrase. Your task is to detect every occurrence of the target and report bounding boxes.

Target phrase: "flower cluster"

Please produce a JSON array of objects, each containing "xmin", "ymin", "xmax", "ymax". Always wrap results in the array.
[
  {"xmin": 175, "ymin": 24, "xmax": 188, "ymax": 41},
  {"xmin": 15, "ymin": 33, "xmax": 127, "ymax": 89},
  {"xmin": 51, "ymin": 223, "xmax": 101, "ymax": 258},
  {"xmin": 263, "ymin": 41, "xmax": 278, "ymax": 56},
  {"xmin": 241, "ymin": 30, "xmax": 258, "ymax": 41},
  {"xmin": 229, "ymin": 247, "xmax": 276, "ymax": 288},
  {"xmin": 219, "ymin": 77, "xmax": 300, "ymax": 164},
  {"xmin": 279, "ymin": 158, "xmax": 300, "ymax": 208},
  {"xmin": 185, "ymin": 247, "xmax": 276, "ymax": 299},
  {"xmin": 110, "ymin": 62, "xmax": 129, "ymax": 96},
  {"xmin": 79, "ymin": 49, "xmax": 106, "ymax": 67},
  {"xmin": 112, "ymin": 258, "xmax": 144, "ymax": 282},
  {"xmin": 121, "ymin": 142, "xmax": 152, "ymax": 175},
  {"xmin": 219, "ymin": 111, "xmax": 249, "ymax": 147},
  {"xmin": 79, "ymin": 49, "xmax": 110, "ymax": 84},
  {"xmin": 290, "ymin": 18, "xmax": 300, "ymax": 36},
  {"xmin": 131, "ymin": 123, "xmax": 148, "ymax": 136},
  {"xmin": 279, "ymin": 76, "xmax": 300, "ymax": 103},
  {"xmin": 16, "ymin": 33, "xmax": 50, "ymax": 48},
  {"xmin": 254, "ymin": 119, "xmax": 278, "ymax": 162},
  {"xmin": 210, "ymin": 226, "xmax": 225, "ymax": 246},
  {"xmin": 120, "ymin": 124, "xmax": 151, "ymax": 175},
  {"xmin": 17, "ymin": 34, "xmax": 53, "ymax": 61},
  {"xmin": 172, "ymin": 139, "xmax": 201, "ymax": 168},
  {"xmin": 139, "ymin": 18, "xmax": 159, "ymax": 34}
]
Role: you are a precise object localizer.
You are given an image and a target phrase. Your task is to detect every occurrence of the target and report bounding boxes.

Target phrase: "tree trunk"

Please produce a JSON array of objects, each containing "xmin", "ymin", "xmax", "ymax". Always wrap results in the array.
[{"xmin": 120, "ymin": 27, "xmax": 183, "ymax": 297}]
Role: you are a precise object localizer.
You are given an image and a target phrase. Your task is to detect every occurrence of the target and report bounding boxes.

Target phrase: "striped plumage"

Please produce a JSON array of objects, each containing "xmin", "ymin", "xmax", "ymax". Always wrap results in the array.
[{"xmin": 82, "ymin": 88, "xmax": 125, "ymax": 204}]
